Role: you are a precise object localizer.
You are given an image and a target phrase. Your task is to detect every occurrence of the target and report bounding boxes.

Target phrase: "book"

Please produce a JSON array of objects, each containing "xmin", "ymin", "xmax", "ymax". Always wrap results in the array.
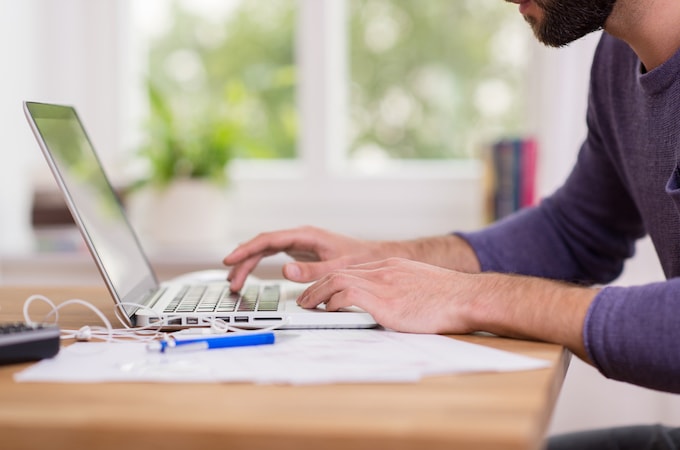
[{"xmin": 484, "ymin": 137, "xmax": 538, "ymax": 222}]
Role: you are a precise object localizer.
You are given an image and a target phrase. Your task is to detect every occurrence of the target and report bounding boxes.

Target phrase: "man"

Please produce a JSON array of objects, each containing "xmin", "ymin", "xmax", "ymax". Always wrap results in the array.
[{"xmin": 224, "ymin": 0, "xmax": 680, "ymax": 447}]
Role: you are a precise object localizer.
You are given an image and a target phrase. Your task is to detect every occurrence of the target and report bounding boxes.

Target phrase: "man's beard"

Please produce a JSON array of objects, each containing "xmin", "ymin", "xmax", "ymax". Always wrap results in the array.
[{"xmin": 528, "ymin": 0, "xmax": 617, "ymax": 47}]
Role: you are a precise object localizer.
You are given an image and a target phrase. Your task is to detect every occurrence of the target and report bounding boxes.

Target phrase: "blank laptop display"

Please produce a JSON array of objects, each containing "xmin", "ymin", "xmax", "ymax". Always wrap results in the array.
[{"xmin": 24, "ymin": 101, "xmax": 376, "ymax": 330}]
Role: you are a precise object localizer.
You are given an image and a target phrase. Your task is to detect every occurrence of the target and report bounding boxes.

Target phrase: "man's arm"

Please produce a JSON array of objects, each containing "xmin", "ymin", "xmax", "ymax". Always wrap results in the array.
[
  {"xmin": 384, "ymin": 234, "xmax": 481, "ymax": 273},
  {"xmin": 465, "ymin": 272, "xmax": 597, "ymax": 362}
]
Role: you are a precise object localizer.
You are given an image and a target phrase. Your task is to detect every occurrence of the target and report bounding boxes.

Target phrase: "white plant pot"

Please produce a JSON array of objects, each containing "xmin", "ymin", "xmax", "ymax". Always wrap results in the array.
[{"xmin": 127, "ymin": 179, "xmax": 231, "ymax": 255}]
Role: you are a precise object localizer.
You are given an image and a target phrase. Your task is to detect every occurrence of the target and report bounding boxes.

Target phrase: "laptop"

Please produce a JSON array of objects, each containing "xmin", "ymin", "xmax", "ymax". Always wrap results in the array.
[{"xmin": 24, "ymin": 101, "xmax": 377, "ymax": 330}]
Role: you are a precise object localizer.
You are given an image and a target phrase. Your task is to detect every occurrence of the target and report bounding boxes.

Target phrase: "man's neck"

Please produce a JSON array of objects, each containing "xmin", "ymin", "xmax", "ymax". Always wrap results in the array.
[{"xmin": 606, "ymin": 0, "xmax": 680, "ymax": 71}]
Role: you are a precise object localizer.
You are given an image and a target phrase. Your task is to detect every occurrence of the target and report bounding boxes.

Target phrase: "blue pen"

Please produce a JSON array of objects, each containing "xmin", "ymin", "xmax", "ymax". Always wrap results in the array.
[{"xmin": 147, "ymin": 332, "xmax": 275, "ymax": 353}]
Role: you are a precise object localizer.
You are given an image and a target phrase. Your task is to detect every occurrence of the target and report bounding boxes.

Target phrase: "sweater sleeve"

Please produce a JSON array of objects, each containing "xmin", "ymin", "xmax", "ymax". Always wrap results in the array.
[{"xmin": 585, "ymin": 281, "xmax": 680, "ymax": 393}]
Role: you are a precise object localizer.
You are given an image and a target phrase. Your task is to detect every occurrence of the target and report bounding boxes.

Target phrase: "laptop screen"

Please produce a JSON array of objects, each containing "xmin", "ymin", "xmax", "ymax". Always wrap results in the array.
[{"xmin": 24, "ymin": 102, "xmax": 158, "ymax": 318}]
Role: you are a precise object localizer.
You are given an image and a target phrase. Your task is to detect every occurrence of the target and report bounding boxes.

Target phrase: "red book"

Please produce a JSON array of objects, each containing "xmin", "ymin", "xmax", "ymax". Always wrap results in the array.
[{"xmin": 520, "ymin": 137, "xmax": 538, "ymax": 208}]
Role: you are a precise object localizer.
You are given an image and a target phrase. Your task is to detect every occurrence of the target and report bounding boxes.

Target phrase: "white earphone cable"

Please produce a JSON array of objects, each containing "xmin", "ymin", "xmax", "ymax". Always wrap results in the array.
[{"xmin": 22, "ymin": 294, "xmax": 289, "ymax": 344}]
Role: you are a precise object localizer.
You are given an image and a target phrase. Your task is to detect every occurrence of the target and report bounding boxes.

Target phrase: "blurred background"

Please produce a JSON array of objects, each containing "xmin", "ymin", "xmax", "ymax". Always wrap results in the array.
[{"xmin": 0, "ymin": 0, "xmax": 676, "ymax": 437}]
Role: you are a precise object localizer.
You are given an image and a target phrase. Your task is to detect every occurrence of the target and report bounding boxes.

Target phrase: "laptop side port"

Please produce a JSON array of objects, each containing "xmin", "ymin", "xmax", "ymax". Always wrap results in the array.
[
  {"xmin": 186, "ymin": 317, "xmax": 199, "ymax": 325},
  {"xmin": 234, "ymin": 316, "xmax": 249, "ymax": 323}
]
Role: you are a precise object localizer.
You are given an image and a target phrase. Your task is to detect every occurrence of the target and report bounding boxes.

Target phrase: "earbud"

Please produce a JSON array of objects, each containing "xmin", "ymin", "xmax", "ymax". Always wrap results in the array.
[{"xmin": 75, "ymin": 325, "xmax": 92, "ymax": 341}]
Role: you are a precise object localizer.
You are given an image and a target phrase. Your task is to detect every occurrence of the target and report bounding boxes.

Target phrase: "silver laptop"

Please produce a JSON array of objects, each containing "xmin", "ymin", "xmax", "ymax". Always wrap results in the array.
[{"xmin": 24, "ymin": 101, "xmax": 376, "ymax": 330}]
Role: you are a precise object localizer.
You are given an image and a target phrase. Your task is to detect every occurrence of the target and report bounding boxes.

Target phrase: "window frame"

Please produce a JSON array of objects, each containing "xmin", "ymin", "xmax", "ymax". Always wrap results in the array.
[
  {"xmin": 225, "ymin": 0, "xmax": 486, "ymax": 242},
  {"xmin": 19, "ymin": 0, "xmax": 599, "ymax": 248}
]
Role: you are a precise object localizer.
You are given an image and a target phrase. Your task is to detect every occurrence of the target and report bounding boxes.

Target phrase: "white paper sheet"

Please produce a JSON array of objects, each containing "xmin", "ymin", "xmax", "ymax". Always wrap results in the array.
[{"xmin": 14, "ymin": 330, "xmax": 550, "ymax": 385}]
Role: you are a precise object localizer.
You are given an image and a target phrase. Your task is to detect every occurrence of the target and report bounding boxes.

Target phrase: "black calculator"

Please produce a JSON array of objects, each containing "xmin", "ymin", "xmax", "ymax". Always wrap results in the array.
[{"xmin": 0, "ymin": 322, "xmax": 60, "ymax": 365}]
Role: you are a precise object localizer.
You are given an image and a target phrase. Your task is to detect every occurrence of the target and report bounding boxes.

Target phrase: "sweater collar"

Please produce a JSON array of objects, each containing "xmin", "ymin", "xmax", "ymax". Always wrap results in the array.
[{"xmin": 638, "ymin": 44, "xmax": 680, "ymax": 95}]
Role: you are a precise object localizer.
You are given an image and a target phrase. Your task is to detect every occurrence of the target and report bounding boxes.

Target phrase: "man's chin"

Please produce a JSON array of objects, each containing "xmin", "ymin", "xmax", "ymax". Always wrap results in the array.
[{"xmin": 524, "ymin": 16, "xmax": 563, "ymax": 48}]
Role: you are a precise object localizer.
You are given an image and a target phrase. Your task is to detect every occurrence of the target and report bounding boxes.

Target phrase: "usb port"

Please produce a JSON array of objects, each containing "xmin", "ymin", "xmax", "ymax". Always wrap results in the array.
[
  {"xmin": 186, "ymin": 317, "xmax": 199, "ymax": 325},
  {"xmin": 234, "ymin": 316, "xmax": 248, "ymax": 323}
]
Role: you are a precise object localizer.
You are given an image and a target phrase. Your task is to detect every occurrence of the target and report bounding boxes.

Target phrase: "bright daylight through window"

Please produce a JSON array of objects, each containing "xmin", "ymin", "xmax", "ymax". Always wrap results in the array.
[{"xmin": 134, "ymin": 0, "xmax": 529, "ymax": 173}]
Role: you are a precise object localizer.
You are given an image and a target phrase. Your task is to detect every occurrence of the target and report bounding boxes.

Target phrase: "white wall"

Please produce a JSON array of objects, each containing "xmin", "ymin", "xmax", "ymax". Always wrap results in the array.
[
  {"xmin": 0, "ymin": 2, "xmax": 39, "ymax": 256},
  {"xmin": 528, "ymin": 32, "xmax": 598, "ymax": 198},
  {"xmin": 0, "ymin": 0, "xmax": 143, "ymax": 289},
  {"xmin": 0, "ymin": 0, "xmax": 131, "ymax": 263}
]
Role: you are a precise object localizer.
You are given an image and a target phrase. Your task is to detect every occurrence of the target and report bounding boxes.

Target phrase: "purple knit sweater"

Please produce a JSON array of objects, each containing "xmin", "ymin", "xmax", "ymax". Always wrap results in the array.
[{"xmin": 460, "ymin": 33, "xmax": 680, "ymax": 393}]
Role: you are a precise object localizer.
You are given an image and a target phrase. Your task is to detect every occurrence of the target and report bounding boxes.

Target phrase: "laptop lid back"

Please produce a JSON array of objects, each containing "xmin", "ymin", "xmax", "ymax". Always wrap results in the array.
[{"xmin": 24, "ymin": 101, "xmax": 158, "ymax": 323}]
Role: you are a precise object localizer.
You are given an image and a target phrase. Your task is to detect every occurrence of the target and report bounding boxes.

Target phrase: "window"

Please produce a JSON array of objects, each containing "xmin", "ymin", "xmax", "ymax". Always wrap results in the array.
[
  {"xmin": 137, "ymin": 0, "xmax": 527, "ymax": 163},
  {"xmin": 137, "ymin": 0, "xmax": 297, "ymax": 161},
  {"xmin": 348, "ymin": 0, "xmax": 527, "ymax": 164},
  {"xmin": 131, "ymin": 0, "xmax": 531, "ymax": 241},
  {"xmin": 15, "ymin": 0, "xmax": 533, "ymax": 252},
  {"xmin": 0, "ymin": 1, "xmax": 601, "ymax": 256}
]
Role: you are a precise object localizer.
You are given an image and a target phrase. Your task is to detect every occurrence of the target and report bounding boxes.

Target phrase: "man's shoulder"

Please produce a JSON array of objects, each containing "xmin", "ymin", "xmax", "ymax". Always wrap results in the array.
[{"xmin": 589, "ymin": 32, "xmax": 638, "ymax": 80}]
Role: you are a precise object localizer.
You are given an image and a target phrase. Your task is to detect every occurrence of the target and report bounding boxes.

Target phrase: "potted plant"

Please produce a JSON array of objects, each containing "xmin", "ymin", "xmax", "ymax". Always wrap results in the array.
[{"xmin": 127, "ymin": 82, "xmax": 239, "ymax": 255}]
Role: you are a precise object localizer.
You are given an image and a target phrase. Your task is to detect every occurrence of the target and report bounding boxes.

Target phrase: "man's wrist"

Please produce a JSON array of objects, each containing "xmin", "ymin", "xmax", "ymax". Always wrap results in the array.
[
  {"xmin": 465, "ymin": 272, "xmax": 598, "ymax": 359},
  {"xmin": 382, "ymin": 234, "xmax": 481, "ymax": 272}
]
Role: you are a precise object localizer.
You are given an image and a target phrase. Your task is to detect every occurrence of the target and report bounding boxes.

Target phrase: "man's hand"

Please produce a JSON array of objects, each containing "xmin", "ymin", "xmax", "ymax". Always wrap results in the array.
[
  {"xmin": 223, "ymin": 226, "xmax": 481, "ymax": 292},
  {"xmin": 297, "ymin": 257, "xmax": 598, "ymax": 361},
  {"xmin": 223, "ymin": 226, "xmax": 388, "ymax": 291},
  {"xmin": 225, "ymin": 227, "xmax": 597, "ymax": 360},
  {"xmin": 297, "ymin": 257, "xmax": 478, "ymax": 334}
]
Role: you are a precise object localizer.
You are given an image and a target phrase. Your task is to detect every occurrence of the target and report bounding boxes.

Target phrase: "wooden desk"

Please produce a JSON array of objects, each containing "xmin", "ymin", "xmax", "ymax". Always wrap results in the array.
[{"xmin": 0, "ymin": 285, "xmax": 569, "ymax": 450}]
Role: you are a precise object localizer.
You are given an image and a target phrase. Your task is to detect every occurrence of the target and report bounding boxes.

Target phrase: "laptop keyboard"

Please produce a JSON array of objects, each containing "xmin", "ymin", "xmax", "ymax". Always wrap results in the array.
[{"xmin": 163, "ymin": 285, "xmax": 281, "ymax": 314}]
